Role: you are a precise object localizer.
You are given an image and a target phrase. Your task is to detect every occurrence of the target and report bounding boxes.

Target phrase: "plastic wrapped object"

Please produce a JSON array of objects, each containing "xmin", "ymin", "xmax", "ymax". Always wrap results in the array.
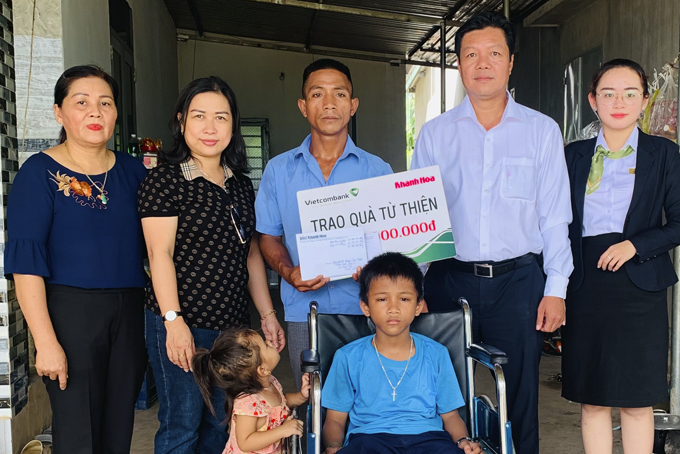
[
  {"xmin": 566, "ymin": 120, "xmax": 601, "ymax": 145},
  {"xmin": 641, "ymin": 68, "xmax": 660, "ymax": 134},
  {"xmin": 648, "ymin": 62, "xmax": 678, "ymax": 142}
]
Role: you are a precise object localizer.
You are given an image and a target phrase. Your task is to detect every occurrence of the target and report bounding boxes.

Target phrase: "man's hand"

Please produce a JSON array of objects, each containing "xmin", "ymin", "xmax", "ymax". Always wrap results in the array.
[
  {"xmin": 535, "ymin": 296, "xmax": 565, "ymax": 332},
  {"xmin": 323, "ymin": 444, "xmax": 342, "ymax": 454},
  {"xmin": 598, "ymin": 240, "xmax": 636, "ymax": 272},
  {"xmin": 284, "ymin": 266, "xmax": 330, "ymax": 292},
  {"xmin": 458, "ymin": 439, "xmax": 483, "ymax": 454}
]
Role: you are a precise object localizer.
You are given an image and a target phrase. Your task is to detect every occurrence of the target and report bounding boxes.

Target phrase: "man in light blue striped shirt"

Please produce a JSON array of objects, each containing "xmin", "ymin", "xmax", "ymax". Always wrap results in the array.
[{"xmin": 411, "ymin": 12, "xmax": 573, "ymax": 454}]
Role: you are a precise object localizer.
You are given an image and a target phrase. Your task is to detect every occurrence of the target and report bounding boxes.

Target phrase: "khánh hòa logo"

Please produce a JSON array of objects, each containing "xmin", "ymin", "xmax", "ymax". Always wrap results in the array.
[{"xmin": 394, "ymin": 175, "xmax": 436, "ymax": 189}]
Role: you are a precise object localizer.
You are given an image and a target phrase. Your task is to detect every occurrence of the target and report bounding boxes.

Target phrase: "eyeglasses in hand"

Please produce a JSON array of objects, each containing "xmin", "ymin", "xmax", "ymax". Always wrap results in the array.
[
  {"xmin": 220, "ymin": 188, "xmax": 247, "ymax": 245},
  {"xmin": 229, "ymin": 204, "xmax": 246, "ymax": 245}
]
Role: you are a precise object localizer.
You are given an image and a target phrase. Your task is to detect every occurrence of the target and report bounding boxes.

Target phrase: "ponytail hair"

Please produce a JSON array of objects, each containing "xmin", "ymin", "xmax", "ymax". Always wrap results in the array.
[
  {"xmin": 191, "ymin": 348, "xmax": 219, "ymax": 415},
  {"xmin": 191, "ymin": 327, "xmax": 264, "ymax": 420}
]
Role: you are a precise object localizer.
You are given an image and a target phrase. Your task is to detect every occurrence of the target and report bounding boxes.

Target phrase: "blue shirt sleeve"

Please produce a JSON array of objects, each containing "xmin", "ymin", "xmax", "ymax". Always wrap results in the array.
[
  {"xmin": 435, "ymin": 344, "xmax": 466, "ymax": 415},
  {"xmin": 5, "ymin": 156, "xmax": 54, "ymax": 278},
  {"xmin": 321, "ymin": 349, "xmax": 354, "ymax": 413},
  {"xmin": 255, "ymin": 160, "xmax": 284, "ymax": 237}
]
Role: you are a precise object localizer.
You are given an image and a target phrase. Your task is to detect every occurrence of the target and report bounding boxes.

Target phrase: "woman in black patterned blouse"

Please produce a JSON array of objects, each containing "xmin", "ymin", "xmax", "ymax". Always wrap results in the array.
[{"xmin": 138, "ymin": 76, "xmax": 285, "ymax": 453}]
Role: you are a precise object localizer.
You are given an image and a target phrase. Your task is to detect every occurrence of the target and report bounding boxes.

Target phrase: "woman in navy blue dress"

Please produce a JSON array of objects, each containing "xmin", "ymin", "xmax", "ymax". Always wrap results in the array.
[{"xmin": 5, "ymin": 65, "xmax": 148, "ymax": 453}]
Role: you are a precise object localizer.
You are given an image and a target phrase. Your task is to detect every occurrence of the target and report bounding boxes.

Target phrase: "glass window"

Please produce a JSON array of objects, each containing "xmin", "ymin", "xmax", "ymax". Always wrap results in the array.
[{"xmin": 240, "ymin": 119, "xmax": 269, "ymax": 192}]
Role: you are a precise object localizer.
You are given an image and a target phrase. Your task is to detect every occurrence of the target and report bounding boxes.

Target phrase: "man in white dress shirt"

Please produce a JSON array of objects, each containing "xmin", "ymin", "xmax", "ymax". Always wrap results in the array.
[{"xmin": 411, "ymin": 12, "xmax": 573, "ymax": 454}]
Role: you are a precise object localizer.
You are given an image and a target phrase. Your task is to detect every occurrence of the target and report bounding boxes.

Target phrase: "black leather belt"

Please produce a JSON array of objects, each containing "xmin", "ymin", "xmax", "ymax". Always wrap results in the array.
[{"xmin": 449, "ymin": 253, "xmax": 538, "ymax": 279}]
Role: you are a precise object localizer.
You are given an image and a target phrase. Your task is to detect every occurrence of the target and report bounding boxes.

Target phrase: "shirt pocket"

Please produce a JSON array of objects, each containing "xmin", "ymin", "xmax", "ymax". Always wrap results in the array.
[{"xmin": 501, "ymin": 157, "xmax": 537, "ymax": 201}]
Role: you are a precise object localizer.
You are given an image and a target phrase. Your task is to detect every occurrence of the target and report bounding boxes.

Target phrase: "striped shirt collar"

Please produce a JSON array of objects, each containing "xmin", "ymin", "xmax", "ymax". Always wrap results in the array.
[{"xmin": 180, "ymin": 158, "xmax": 234, "ymax": 183}]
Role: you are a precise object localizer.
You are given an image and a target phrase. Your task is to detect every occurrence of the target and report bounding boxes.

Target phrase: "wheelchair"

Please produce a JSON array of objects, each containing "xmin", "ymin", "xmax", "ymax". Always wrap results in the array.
[{"xmin": 297, "ymin": 298, "xmax": 514, "ymax": 454}]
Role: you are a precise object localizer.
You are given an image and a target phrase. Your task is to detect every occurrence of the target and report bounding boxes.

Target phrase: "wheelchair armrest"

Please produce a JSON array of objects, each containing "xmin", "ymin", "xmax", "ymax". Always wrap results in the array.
[
  {"xmin": 301, "ymin": 349, "xmax": 320, "ymax": 373},
  {"xmin": 467, "ymin": 343, "xmax": 508, "ymax": 369}
]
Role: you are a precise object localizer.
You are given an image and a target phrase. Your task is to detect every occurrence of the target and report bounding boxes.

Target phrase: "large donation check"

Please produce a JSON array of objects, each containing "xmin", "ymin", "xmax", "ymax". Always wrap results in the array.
[{"xmin": 296, "ymin": 166, "xmax": 456, "ymax": 280}]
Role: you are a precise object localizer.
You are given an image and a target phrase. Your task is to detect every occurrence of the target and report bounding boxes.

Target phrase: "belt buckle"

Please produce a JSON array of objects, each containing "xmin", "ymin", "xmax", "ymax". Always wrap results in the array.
[{"xmin": 474, "ymin": 263, "xmax": 493, "ymax": 278}]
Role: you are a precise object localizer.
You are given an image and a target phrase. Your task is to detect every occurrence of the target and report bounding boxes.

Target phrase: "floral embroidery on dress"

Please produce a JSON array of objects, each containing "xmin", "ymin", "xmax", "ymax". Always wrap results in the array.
[{"xmin": 49, "ymin": 170, "xmax": 108, "ymax": 209}]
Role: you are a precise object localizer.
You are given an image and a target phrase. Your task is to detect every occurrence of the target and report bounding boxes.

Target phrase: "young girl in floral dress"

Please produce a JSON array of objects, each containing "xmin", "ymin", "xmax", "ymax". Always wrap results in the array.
[{"xmin": 193, "ymin": 328, "xmax": 309, "ymax": 453}]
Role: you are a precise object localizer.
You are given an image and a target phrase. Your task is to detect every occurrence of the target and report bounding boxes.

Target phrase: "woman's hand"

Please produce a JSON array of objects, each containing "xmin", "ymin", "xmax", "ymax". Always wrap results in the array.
[
  {"xmin": 36, "ymin": 340, "xmax": 69, "ymax": 390},
  {"xmin": 598, "ymin": 240, "xmax": 637, "ymax": 272},
  {"xmin": 13, "ymin": 274, "xmax": 69, "ymax": 390},
  {"xmin": 261, "ymin": 314, "xmax": 286, "ymax": 352},
  {"xmin": 165, "ymin": 319, "xmax": 195, "ymax": 372},
  {"xmin": 323, "ymin": 446, "xmax": 342, "ymax": 454},
  {"xmin": 458, "ymin": 439, "xmax": 482, "ymax": 454}
]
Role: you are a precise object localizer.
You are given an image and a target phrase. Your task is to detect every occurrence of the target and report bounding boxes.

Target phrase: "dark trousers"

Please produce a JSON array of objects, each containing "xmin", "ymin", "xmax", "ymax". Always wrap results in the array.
[
  {"xmin": 287, "ymin": 321, "xmax": 309, "ymax": 391},
  {"xmin": 44, "ymin": 285, "xmax": 147, "ymax": 454},
  {"xmin": 340, "ymin": 431, "xmax": 464, "ymax": 454},
  {"xmin": 425, "ymin": 259, "xmax": 545, "ymax": 454}
]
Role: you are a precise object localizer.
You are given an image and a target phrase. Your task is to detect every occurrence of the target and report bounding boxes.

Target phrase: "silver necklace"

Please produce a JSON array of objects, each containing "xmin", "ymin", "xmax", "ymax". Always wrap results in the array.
[
  {"xmin": 197, "ymin": 166, "xmax": 225, "ymax": 188},
  {"xmin": 64, "ymin": 142, "xmax": 109, "ymax": 204},
  {"xmin": 372, "ymin": 335, "xmax": 413, "ymax": 401}
]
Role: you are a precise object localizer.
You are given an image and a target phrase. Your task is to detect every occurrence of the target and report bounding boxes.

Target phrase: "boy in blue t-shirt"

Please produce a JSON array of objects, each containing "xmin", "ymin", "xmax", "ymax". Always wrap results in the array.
[{"xmin": 321, "ymin": 252, "xmax": 482, "ymax": 454}]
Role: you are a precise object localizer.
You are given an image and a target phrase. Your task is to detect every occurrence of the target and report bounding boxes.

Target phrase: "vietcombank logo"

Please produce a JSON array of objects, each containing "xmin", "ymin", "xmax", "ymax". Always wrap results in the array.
[
  {"xmin": 304, "ymin": 192, "xmax": 350, "ymax": 206},
  {"xmin": 303, "ymin": 187, "xmax": 359, "ymax": 206}
]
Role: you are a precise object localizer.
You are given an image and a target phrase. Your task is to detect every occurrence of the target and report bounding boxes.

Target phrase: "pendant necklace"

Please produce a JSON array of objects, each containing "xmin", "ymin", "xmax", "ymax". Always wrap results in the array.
[
  {"xmin": 372, "ymin": 335, "xmax": 413, "ymax": 401},
  {"xmin": 64, "ymin": 142, "xmax": 110, "ymax": 204}
]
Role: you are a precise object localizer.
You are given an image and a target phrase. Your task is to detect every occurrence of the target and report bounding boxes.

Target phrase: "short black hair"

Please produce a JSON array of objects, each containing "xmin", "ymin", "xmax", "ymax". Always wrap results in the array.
[
  {"xmin": 163, "ymin": 76, "xmax": 248, "ymax": 173},
  {"xmin": 454, "ymin": 11, "xmax": 516, "ymax": 59},
  {"xmin": 359, "ymin": 252, "xmax": 423, "ymax": 303},
  {"xmin": 54, "ymin": 65, "xmax": 119, "ymax": 144},
  {"xmin": 590, "ymin": 58, "xmax": 650, "ymax": 98},
  {"xmin": 301, "ymin": 58, "xmax": 353, "ymax": 98}
]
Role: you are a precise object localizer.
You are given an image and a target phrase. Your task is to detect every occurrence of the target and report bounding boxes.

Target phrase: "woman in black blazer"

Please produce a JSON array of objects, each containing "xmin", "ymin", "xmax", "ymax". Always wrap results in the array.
[{"xmin": 563, "ymin": 59, "xmax": 680, "ymax": 454}]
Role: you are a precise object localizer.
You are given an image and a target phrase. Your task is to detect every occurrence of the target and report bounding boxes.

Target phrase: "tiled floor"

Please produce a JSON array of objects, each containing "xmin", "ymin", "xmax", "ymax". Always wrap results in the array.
[
  {"xmin": 131, "ymin": 404, "xmax": 159, "ymax": 453},
  {"xmin": 130, "ymin": 290, "xmax": 622, "ymax": 454}
]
